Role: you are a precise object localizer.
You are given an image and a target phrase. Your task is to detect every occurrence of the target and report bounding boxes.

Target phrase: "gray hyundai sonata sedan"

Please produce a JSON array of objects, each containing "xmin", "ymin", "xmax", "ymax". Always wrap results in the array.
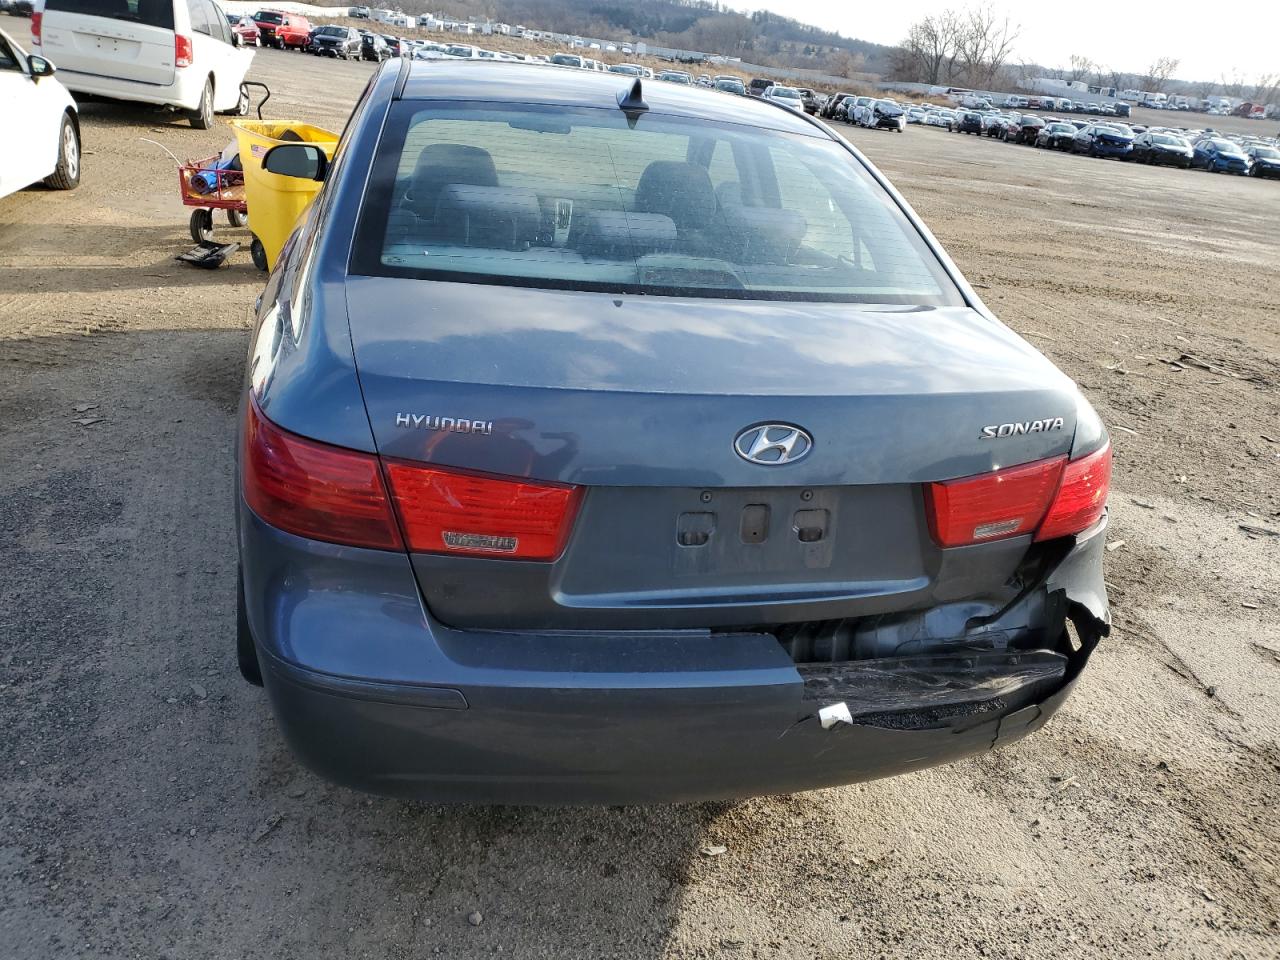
[{"xmin": 237, "ymin": 60, "xmax": 1112, "ymax": 804}]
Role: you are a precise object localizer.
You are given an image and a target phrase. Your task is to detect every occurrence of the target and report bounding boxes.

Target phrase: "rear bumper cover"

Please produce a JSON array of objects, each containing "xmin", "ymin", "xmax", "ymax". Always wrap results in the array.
[{"xmin": 240, "ymin": 506, "xmax": 1109, "ymax": 804}]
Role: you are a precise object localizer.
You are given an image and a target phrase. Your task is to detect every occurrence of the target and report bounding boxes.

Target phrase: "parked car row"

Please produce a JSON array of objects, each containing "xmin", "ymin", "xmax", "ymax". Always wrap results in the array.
[{"xmin": 928, "ymin": 104, "xmax": 1280, "ymax": 179}]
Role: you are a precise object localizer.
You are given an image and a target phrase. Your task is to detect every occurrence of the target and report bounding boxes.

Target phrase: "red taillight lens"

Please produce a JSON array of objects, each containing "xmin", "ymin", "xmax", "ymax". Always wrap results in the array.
[
  {"xmin": 926, "ymin": 457, "xmax": 1065, "ymax": 548},
  {"xmin": 384, "ymin": 462, "xmax": 581, "ymax": 561},
  {"xmin": 1035, "ymin": 443, "xmax": 1112, "ymax": 542},
  {"xmin": 925, "ymin": 444, "xmax": 1113, "ymax": 548},
  {"xmin": 242, "ymin": 398, "xmax": 403, "ymax": 550},
  {"xmin": 32, "ymin": 12, "xmax": 42, "ymax": 44},
  {"xmin": 175, "ymin": 34, "xmax": 193, "ymax": 68}
]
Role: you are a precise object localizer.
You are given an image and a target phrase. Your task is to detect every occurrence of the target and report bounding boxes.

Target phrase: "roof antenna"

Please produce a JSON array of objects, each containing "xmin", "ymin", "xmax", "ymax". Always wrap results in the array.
[{"xmin": 617, "ymin": 78, "xmax": 648, "ymax": 126}]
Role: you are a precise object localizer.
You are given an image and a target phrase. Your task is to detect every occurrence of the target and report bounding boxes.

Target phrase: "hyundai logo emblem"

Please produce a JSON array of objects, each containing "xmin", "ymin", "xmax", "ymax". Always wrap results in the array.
[{"xmin": 734, "ymin": 424, "xmax": 813, "ymax": 465}]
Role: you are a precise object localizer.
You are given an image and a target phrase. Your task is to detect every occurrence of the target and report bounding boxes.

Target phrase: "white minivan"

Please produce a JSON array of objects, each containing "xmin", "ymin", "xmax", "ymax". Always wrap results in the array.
[{"xmin": 32, "ymin": 0, "xmax": 253, "ymax": 128}]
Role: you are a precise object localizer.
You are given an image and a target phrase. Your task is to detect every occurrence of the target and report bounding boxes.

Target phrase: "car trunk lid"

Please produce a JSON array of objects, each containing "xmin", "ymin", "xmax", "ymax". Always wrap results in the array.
[{"xmin": 345, "ymin": 279, "xmax": 1080, "ymax": 629}]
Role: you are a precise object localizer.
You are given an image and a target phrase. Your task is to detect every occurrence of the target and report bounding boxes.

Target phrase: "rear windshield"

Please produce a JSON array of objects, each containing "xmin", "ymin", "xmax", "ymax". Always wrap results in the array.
[
  {"xmin": 44, "ymin": 0, "xmax": 174, "ymax": 29},
  {"xmin": 350, "ymin": 103, "xmax": 962, "ymax": 305}
]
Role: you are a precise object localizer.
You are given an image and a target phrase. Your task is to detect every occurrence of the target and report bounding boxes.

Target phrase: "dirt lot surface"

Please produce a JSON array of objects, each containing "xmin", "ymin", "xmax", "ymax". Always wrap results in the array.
[{"xmin": 2, "ymin": 36, "xmax": 1278, "ymax": 960}]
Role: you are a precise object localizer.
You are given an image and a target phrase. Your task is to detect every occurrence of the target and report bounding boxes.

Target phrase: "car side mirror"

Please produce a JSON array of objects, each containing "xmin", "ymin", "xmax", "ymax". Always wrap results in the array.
[
  {"xmin": 262, "ymin": 143, "xmax": 328, "ymax": 181},
  {"xmin": 29, "ymin": 55, "xmax": 56, "ymax": 79}
]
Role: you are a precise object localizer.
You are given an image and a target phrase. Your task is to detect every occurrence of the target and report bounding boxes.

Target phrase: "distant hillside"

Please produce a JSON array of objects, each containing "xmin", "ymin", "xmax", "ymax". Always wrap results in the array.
[{"xmin": 329, "ymin": 0, "xmax": 895, "ymax": 76}]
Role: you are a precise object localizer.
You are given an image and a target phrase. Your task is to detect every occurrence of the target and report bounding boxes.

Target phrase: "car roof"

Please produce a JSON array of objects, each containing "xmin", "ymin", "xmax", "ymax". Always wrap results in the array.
[{"xmin": 399, "ymin": 61, "xmax": 823, "ymax": 136}]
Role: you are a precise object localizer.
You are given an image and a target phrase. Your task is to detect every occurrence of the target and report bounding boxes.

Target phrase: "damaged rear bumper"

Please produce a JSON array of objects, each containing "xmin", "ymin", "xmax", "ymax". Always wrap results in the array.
[{"xmin": 243, "ymin": 508, "xmax": 1109, "ymax": 805}]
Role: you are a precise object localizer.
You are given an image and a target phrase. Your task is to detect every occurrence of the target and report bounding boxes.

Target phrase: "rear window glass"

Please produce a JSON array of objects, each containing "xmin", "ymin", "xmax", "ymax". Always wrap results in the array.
[
  {"xmin": 350, "ymin": 103, "xmax": 962, "ymax": 305},
  {"xmin": 44, "ymin": 0, "xmax": 175, "ymax": 29}
]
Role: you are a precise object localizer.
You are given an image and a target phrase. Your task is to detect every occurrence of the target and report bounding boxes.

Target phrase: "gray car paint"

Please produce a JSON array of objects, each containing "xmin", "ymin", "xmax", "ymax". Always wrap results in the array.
[{"xmin": 237, "ymin": 59, "xmax": 1111, "ymax": 803}]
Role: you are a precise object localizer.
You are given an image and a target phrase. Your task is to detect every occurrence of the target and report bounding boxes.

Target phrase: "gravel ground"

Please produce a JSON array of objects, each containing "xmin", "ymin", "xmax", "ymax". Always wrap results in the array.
[{"xmin": 1, "ymin": 36, "xmax": 1278, "ymax": 960}]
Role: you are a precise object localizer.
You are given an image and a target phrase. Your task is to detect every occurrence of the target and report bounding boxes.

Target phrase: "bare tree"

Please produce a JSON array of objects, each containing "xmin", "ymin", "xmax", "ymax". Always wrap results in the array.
[
  {"xmin": 895, "ymin": 9, "xmax": 963, "ymax": 85},
  {"xmin": 828, "ymin": 50, "xmax": 868, "ymax": 81},
  {"xmin": 956, "ymin": 4, "xmax": 1019, "ymax": 88},
  {"xmin": 1192, "ymin": 78, "xmax": 1217, "ymax": 100},
  {"xmin": 1138, "ymin": 56, "xmax": 1180, "ymax": 94},
  {"xmin": 1250, "ymin": 73, "xmax": 1280, "ymax": 105},
  {"xmin": 1067, "ymin": 54, "xmax": 1095, "ymax": 84},
  {"xmin": 1220, "ymin": 69, "xmax": 1244, "ymax": 98}
]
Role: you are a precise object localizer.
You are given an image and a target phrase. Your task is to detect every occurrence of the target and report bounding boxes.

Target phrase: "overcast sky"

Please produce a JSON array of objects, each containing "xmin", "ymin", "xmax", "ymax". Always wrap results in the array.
[{"xmin": 732, "ymin": 1, "xmax": 1278, "ymax": 82}]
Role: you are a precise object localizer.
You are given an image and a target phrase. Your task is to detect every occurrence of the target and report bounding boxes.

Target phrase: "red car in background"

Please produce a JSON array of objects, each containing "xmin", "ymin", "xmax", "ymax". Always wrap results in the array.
[
  {"xmin": 226, "ymin": 14, "xmax": 262, "ymax": 47},
  {"xmin": 252, "ymin": 10, "xmax": 311, "ymax": 50}
]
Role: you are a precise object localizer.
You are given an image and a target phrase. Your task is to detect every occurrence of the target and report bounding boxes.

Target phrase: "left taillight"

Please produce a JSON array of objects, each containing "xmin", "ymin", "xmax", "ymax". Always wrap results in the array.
[
  {"xmin": 925, "ymin": 443, "xmax": 1112, "ymax": 548},
  {"xmin": 384, "ymin": 461, "xmax": 581, "ymax": 562},
  {"xmin": 242, "ymin": 397, "xmax": 403, "ymax": 551},
  {"xmin": 31, "ymin": 12, "xmax": 42, "ymax": 44}
]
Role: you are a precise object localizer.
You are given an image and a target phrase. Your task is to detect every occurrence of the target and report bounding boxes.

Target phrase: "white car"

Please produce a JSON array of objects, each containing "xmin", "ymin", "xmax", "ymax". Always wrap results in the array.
[
  {"xmin": 762, "ymin": 84, "xmax": 804, "ymax": 111},
  {"xmin": 1, "ymin": 27, "xmax": 79, "ymax": 200},
  {"xmin": 33, "ymin": 0, "xmax": 253, "ymax": 129}
]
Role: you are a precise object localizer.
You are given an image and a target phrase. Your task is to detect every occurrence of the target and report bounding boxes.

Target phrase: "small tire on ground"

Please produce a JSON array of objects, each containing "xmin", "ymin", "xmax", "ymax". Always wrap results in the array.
[
  {"xmin": 250, "ymin": 235, "xmax": 268, "ymax": 271},
  {"xmin": 237, "ymin": 570, "xmax": 264, "ymax": 687},
  {"xmin": 228, "ymin": 85, "xmax": 250, "ymax": 117},
  {"xmin": 189, "ymin": 208, "xmax": 215, "ymax": 244},
  {"xmin": 43, "ymin": 113, "xmax": 80, "ymax": 190},
  {"xmin": 227, "ymin": 208, "xmax": 248, "ymax": 228}
]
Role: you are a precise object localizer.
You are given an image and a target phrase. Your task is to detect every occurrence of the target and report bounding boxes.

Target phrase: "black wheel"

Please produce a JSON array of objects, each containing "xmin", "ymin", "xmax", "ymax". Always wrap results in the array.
[
  {"xmin": 190, "ymin": 77, "xmax": 214, "ymax": 129},
  {"xmin": 227, "ymin": 208, "xmax": 248, "ymax": 228},
  {"xmin": 250, "ymin": 235, "xmax": 268, "ymax": 271},
  {"xmin": 237, "ymin": 569, "xmax": 264, "ymax": 686},
  {"xmin": 43, "ymin": 113, "xmax": 80, "ymax": 190},
  {"xmin": 189, "ymin": 208, "xmax": 215, "ymax": 243}
]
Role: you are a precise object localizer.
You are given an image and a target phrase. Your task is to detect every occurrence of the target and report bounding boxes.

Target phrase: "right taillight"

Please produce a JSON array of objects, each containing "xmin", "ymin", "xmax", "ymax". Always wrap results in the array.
[
  {"xmin": 925, "ymin": 443, "xmax": 1111, "ymax": 548},
  {"xmin": 31, "ymin": 12, "xmax": 42, "ymax": 44},
  {"xmin": 242, "ymin": 397, "xmax": 403, "ymax": 551},
  {"xmin": 1034, "ymin": 443, "xmax": 1112, "ymax": 542},
  {"xmin": 175, "ymin": 34, "xmax": 193, "ymax": 68}
]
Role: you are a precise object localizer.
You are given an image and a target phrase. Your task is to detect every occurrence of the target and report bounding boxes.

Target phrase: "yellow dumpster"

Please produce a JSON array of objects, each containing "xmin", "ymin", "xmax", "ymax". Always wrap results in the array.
[{"xmin": 229, "ymin": 120, "xmax": 340, "ymax": 271}]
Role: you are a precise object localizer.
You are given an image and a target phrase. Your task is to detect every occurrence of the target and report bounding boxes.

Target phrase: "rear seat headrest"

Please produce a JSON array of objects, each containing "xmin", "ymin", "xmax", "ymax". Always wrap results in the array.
[
  {"xmin": 434, "ymin": 185, "xmax": 541, "ymax": 250},
  {"xmin": 572, "ymin": 211, "xmax": 677, "ymax": 259},
  {"xmin": 634, "ymin": 161, "xmax": 716, "ymax": 230},
  {"xmin": 717, "ymin": 204, "xmax": 807, "ymax": 263},
  {"xmin": 411, "ymin": 144, "xmax": 498, "ymax": 219}
]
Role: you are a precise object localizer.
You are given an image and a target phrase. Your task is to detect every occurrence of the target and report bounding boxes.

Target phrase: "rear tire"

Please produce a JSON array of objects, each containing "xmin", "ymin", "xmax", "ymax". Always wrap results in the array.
[
  {"xmin": 190, "ymin": 77, "xmax": 214, "ymax": 129},
  {"xmin": 227, "ymin": 208, "xmax": 248, "ymax": 228},
  {"xmin": 237, "ymin": 570, "xmax": 264, "ymax": 687},
  {"xmin": 43, "ymin": 113, "xmax": 80, "ymax": 190}
]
